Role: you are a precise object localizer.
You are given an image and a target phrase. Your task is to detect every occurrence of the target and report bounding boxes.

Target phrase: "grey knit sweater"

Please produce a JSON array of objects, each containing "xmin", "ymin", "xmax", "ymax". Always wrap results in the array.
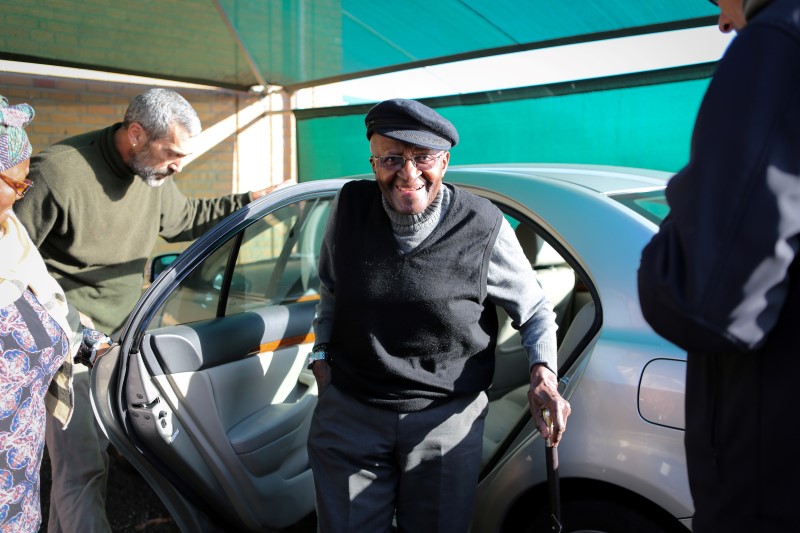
[{"xmin": 313, "ymin": 183, "xmax": 558, "ymax": 373}]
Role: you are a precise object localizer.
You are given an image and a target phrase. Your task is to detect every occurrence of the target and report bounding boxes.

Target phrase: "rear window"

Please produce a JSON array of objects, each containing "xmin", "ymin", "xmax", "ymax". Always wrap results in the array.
[{"xmin": 611, "ymin": 190, "xmax": 669, "ymax": 225}]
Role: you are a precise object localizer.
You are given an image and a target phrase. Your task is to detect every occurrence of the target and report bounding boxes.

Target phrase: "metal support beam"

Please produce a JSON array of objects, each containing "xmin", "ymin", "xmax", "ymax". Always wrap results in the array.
[{"xmin": 211, "ymin": 0, "xmax": 271, "ymax": 90}]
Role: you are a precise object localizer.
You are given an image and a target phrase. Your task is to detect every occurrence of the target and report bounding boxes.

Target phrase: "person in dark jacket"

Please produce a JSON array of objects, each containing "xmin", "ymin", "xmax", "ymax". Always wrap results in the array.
[
  {"xmin": 638, "ymin": 1, "xmax": 800, "ymax": 531},
  {"xmin": 307, "ymin": 98, "xmax": 571, "ymax": 532}
]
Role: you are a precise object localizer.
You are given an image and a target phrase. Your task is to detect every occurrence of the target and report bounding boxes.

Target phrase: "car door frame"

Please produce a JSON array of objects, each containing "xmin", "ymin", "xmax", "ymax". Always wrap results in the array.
[{"xmin": 90, "ymin": 179, "xmax": 351, "ymax": 532}]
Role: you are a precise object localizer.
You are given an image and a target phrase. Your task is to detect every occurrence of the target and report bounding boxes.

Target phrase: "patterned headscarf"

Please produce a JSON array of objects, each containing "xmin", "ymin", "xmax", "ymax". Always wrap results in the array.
[{"xmin": 0, "ymin": 96, "xmax": 35, "ymax": 172}]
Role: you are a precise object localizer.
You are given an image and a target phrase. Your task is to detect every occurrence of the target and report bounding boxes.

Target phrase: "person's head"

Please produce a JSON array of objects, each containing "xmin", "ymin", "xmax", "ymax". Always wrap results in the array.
[
  {"xmin": 365, "ymin": 99, "xmax": 458, "ymax": 215},
  {"xmin": 0, "ymin": 96, "xmax": 34, "ymax": 225},
  {"xmin": 122, "ymin": 88, "xmax": 202, "ymax": 187}
]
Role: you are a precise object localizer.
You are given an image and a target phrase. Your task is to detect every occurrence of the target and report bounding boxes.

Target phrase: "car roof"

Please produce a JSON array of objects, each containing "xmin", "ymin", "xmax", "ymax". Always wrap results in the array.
[{"xmin": 447, "ymin": 163, "xmax": 671, "ymax": 196}]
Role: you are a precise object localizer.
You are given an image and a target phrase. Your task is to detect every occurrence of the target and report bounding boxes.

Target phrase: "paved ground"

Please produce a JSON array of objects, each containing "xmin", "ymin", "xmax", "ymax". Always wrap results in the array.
[{"xmin": 39, "ymin": 446, "xmax": 317, "ymax": 532}]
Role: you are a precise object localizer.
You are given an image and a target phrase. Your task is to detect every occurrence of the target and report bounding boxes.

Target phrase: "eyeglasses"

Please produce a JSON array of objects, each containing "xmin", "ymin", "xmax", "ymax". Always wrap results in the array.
[
  {"xmin": 371, "ymin": 152, "xmax": 445, "ymax": 171},
  {"xmin": 0, "ymin": 172, "xmax": 33, "ymax": 198}
]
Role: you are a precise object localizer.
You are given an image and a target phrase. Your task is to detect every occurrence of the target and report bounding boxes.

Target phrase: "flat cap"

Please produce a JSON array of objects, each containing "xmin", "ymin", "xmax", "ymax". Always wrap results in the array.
[{"xmin": 365, "ymin": 98, "xmax": 458, "ymax": 150}]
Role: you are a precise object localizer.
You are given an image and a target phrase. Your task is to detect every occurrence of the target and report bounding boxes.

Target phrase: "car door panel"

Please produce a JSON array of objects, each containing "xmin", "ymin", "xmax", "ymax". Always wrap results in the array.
[
  {"xmin": 144, "ymin": 301, "xmax": 317, "ymax": 374},
  {"xmin": 111, "ymin": 189, "xmax": 341, "ymax": 530},
  {"xmin": 127, "ymin": 305, "xmax": 317, "ymax": 529},
  {"xmin": 129, "ymin": 362, "xmax": 313, "ymax": 531},
  {"xmin": 92, "ymin": 345, "xmax": 225, "ymax": 532}
]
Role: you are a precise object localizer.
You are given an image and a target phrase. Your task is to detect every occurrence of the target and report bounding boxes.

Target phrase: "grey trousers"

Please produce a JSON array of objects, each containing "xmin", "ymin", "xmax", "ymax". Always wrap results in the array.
[
  {"xmin": 307, "ymin": 385, "xmax": 488, "ymax": 533},
  {"xmin": 45, "ymin": 366, "xmax": 112, "ymax": 533}
]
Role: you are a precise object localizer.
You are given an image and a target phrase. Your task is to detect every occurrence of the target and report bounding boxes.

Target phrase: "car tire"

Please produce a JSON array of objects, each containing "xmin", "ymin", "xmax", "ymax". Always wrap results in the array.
[{"xmin": 520, "ymin": 497, "xmax": 686, "ymax": 533}]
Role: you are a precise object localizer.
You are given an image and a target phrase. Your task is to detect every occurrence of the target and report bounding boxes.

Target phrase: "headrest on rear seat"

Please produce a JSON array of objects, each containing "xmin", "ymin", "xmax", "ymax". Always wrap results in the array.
[{"xmin": 514, "ymin": 224, "xmax": 565, "ymax": 268}]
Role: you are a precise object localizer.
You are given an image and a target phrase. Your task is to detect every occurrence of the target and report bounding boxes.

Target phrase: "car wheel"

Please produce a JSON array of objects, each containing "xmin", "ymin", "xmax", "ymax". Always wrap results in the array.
[{"xmin": 521, "ymin": 498, "xmax": 685, "ymax": 533}]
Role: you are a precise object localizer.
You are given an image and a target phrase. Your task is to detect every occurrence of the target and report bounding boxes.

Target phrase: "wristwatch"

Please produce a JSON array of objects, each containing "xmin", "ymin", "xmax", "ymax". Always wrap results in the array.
[
  {"xmin": 75, "ymin": 328, "xmax": 113, "ymax": 368},
  {"xmin": 307, "ymin": 344, "xmax": 331, "ymax": 369}
]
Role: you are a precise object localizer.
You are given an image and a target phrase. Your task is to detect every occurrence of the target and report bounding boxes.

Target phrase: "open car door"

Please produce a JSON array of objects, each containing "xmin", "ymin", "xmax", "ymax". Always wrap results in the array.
[{"xmin": 90, "ymin": 180, "xmax": 347, "ymax": 531}]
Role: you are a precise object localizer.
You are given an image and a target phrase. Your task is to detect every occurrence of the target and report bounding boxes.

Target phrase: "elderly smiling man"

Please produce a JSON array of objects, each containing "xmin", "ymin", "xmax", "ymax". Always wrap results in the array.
[
  {"xmin": 638, "ymin": 0, "xmax": 800, "ymax": 531},
  {"xmin": 307, "ymin": 98, "xmax": 571, "ymax": 532}
]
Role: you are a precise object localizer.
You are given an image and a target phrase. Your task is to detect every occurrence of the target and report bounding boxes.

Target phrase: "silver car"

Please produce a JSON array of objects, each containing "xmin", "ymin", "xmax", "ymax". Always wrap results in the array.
[{"xmin": 91, "ymin": 164, "xmax": 692, "ymax": 532}]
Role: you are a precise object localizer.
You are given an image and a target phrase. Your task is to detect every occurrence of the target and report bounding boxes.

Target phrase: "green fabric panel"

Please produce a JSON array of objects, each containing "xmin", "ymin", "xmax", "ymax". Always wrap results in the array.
[
  {"xmin": 450, "ymin": 78, "xmax": 709, "ymax": 171},
  {"xmin": 297, "ymin": 77, "xmax": 710, "ymax": 182},
  {"xmin": 342, "ymin": 0, "xmax": 718, "ymax": 76},
  {"xmin": 7, "ymin": 1, "xmax": 717, "ymax": 90},
  {"xmin": 297, "ymin": 114, "xmax": 371, "ymax": 181}
]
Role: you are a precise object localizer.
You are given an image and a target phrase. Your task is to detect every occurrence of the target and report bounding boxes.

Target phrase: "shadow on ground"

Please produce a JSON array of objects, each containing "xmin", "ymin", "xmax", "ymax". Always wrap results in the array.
[{"xmin": 40, "ymin": 446, "xmax": 317, "ymax": 532}]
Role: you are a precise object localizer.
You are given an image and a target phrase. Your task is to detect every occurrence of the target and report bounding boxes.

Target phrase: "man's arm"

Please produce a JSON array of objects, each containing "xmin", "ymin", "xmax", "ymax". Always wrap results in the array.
[
  {"xmin": 638, "ymin": 24, "xmax": 800, "ymax": 354},
  {"xmin": 487, "ymin": 219, "xmax": 558, "ymax": 372},
  {"xmin": 158, "ymin": 179, "xmax": 251, "ymax": 241},
  {"xmin": 310, "ymin": 192, "xmax": 340, "ymax": 391},
  {"xmin": 159, "ymin": 179, "xmax": 294, "ymax": 242},
  {"xmin": 487, "ymin": 219, "xmax": 569, "ymax": 445}
]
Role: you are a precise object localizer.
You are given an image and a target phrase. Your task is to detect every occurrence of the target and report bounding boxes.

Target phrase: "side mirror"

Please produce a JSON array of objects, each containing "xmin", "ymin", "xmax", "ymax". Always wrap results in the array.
[{"xmin": 150, "ymin": 253, "xmax": 179, "ymax": 283}]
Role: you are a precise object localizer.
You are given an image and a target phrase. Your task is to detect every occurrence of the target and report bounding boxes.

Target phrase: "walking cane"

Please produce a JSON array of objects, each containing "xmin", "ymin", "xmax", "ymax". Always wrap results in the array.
[{"xmin": 542, "ymin": 408, "xmax": 562, "ymax": 533}]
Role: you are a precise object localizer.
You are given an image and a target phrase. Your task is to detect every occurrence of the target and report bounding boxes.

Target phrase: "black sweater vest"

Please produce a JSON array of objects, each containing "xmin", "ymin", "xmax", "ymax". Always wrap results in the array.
[{"xmin": 330, "ymin": 180, "xmax": 503, "ymax": 412}]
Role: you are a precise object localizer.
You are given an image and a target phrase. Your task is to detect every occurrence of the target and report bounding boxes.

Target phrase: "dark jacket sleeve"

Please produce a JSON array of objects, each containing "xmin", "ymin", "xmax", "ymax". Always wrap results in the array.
[
  {"xmin": 638, "ymin": 22, "xmax": 800, "ymax": 354},
  {"xmin": 158, "ymin": 178, "xmax": 251, "ymax": 242}
]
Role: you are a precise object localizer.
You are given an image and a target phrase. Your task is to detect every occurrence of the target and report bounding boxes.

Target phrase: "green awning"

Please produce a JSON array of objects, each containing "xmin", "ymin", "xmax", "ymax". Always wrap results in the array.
[
  {"xmin": 296, "ymin": 63, "xmax": 714, "ymax": 181},
  {"xmin": 1, "ymin": 1, "xmax": 718, "ymax": 91}
]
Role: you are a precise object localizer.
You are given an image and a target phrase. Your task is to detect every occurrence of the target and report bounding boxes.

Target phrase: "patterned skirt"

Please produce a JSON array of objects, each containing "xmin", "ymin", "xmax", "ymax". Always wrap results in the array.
[{"xmin": 0, "ymin": 289, "xmax": 69, "ymax": 533}]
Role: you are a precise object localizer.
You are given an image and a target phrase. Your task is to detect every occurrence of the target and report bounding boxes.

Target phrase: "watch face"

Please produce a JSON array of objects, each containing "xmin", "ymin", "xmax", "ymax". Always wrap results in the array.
[{"xmin": 307, "ymin": 351, "xmax": 329, "ymax": 369}]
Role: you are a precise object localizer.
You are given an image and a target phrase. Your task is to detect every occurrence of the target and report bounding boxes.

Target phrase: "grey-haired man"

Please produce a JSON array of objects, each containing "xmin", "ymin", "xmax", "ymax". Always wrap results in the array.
[
  {"xmin": 16, "ymin": 88, "xmax": 286, "ymax": 532},
  {"xmin": 638, "ymin": 1, "xmax": 800, "ymax": 530},
  {"xmin": 307, "ymin": 98, "xmax": 571, "ymax": 532}
]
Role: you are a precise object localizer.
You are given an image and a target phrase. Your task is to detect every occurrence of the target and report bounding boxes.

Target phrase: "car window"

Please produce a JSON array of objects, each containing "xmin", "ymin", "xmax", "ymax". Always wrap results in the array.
[
  {"xmin": 497, "ymin": 211, "xmax": 583, "ymax": 346},
  {"xmin": 610, "ymin": 189, "xmax": 669, "ymax": 225},
  {"xmin": 148, "ymin": 197, "xmax": 332, "ymax": 328},
  {"xmin": 483, "ymin": 206, "xmax": 596, "ymax": 467},
  {"xmin": 148, "ymin": 237, "xmax": 236, "ymax": 328},
  {"xmin": 226, "ymin": 198, "xmax": 331, "ymax": 314}
]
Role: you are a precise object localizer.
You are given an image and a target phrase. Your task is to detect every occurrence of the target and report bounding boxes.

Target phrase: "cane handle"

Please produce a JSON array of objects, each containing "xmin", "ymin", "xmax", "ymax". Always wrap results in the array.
[{"xmin": 542, "ymin": 408, "xmax": 554, "ymax": 447}]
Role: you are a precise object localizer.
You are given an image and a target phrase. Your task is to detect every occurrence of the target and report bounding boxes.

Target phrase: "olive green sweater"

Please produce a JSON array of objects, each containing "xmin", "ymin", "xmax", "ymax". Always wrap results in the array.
[{"xmin": 15, "ymin": 123, "xmax": 250, "ymax": 333}]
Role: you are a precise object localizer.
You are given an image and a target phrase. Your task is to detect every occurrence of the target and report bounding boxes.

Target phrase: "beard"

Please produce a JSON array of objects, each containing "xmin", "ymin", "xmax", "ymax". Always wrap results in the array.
[
  {"xmin": 141, "ymin": 174, "xmax": 169, "ymax": 188},
  {"xmin": 130, "ymin": 146, "xmax": 174, "ymax": 188}
]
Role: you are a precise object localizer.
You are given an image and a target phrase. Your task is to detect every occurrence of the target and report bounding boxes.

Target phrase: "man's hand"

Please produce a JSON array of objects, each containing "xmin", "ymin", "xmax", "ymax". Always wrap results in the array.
[
  {"xmin": 94, "ymin": 342, "xmax": 113, "ymax": 360},
  {"xmin": 249, "ymin": 179, "xmax": 293, "ymax": 201},
  {"xmin": 312, "ymin": 360, "xmax": 332, "ymax": 393},
  {"xmin": 528, "ymin": 364, "xmax": 571, "ymax": 446}
]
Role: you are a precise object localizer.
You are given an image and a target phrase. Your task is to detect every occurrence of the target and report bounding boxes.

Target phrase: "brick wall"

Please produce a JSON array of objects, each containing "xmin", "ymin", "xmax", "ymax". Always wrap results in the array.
[{"xmin": 0, "ymin": 71, "xmax": 295, "ymax": 262}]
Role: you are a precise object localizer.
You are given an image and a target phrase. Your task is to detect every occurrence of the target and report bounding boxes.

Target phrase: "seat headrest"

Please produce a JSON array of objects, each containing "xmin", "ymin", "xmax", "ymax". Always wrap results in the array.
[{"xmin": 514, "ymin": 224, "xmax": 565, "ymax": 268}]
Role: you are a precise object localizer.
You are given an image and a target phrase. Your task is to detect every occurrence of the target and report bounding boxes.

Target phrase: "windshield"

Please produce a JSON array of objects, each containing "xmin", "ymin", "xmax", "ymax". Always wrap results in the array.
[{"xmin": 611, "ymin": 189, "xmax": 669, "ymax": 225}]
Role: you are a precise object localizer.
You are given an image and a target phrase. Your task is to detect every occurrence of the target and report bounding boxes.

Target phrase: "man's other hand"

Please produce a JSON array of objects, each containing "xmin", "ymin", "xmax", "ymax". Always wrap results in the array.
[
  {"xmin": 249, "ymin": 179, "xmax": 293, "ymax": 201},
  {"xmin": 528, "ymin": 364, "xmax": 571, "ymax": 446}
]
